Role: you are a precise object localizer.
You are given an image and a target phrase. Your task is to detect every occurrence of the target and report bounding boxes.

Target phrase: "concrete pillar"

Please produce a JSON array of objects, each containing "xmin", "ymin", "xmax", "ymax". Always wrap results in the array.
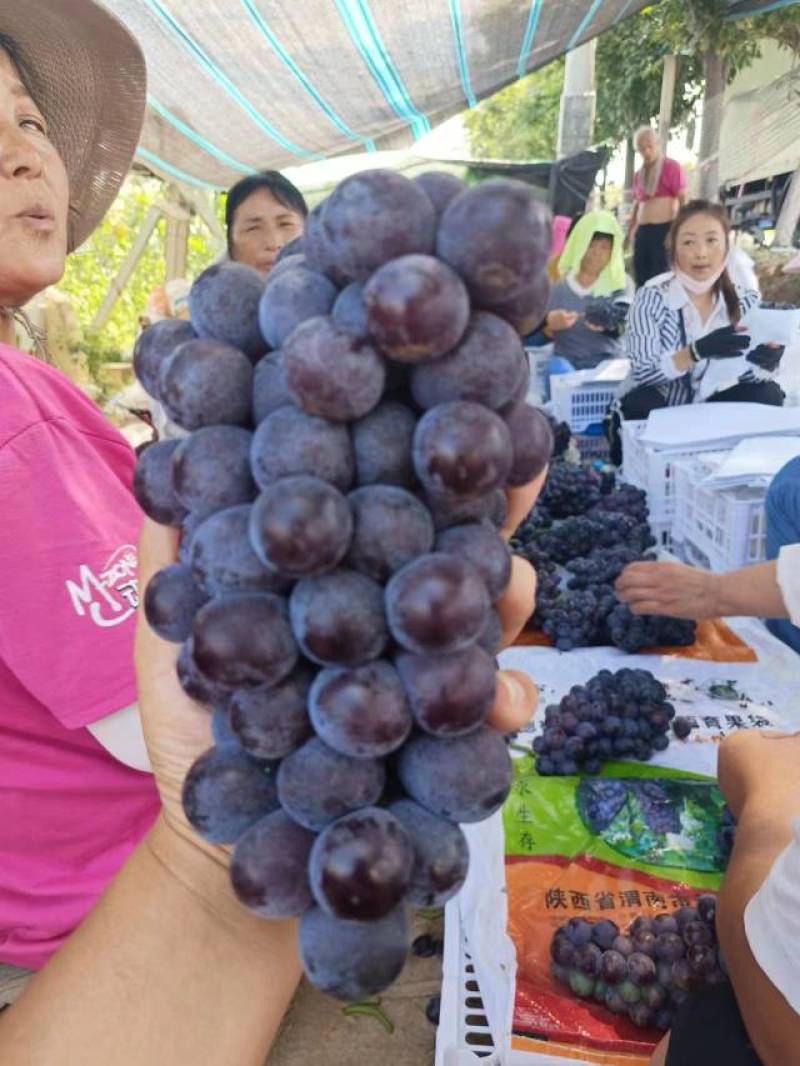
[
  {"xmin": 658, "ymin": 55, "xmax": 678, "ymax": 149},
  {"xmin": 556, "ymin": 40, "xmax": 596, "ymax": 160}
]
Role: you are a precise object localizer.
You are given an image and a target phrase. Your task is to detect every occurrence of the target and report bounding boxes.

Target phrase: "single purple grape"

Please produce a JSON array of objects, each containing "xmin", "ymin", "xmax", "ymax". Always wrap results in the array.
[{"xmin": 600, "ymin": 950, "xmax": 628, "ymax": 985}]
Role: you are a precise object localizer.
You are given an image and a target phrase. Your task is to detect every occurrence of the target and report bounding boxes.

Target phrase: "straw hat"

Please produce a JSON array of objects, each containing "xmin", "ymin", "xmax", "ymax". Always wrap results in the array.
[{"xmin": 0, "ymin": 0, "xmax": 146, "ymax": 251}]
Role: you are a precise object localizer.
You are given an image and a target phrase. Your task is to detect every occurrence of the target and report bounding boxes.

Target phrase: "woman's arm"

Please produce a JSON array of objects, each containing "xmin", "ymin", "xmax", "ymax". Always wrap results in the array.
[
  {"xmin": 716, "ymin": 732, "xmax": 800, "ymax": 1066},
  {"xmin": 624, "ymin": 285, "xmax": 693, "ymax": 385},
  {"xmin": 615, "ymin": 559, "xmax": 788, "ymax": 621}
]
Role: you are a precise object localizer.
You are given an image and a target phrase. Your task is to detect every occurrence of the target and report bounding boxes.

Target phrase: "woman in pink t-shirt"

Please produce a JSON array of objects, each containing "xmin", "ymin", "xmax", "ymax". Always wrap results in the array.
[
  {"xmin": 626, "ymin": 125, "xmax": 687, "ymax": 287},
  {"xmin": 0, "ymin": 3, "xmax": 541, "ymax": 1062},
  {"xmin": 0, "ymin": 12, "xmax": 161, "ymax": 976}
]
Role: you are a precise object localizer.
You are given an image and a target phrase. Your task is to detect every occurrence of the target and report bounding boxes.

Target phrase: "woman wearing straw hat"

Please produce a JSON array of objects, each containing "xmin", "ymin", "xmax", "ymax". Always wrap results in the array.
[{"xmin": 0, "ymin": 4, "xmax": 539, "ymax": 1061}]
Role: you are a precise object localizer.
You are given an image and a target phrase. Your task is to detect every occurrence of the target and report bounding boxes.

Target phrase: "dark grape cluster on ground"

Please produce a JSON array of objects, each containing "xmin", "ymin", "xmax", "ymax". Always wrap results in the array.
[
  {"xmin": 510, "ymin": 460, "xmax": 696, "ymax": 653},
  {"xmin": 549, "ymin": 899, "xmax": 727, "ymax": 1032},
  {"xmin": 132, "ymin": 169, "xmax": 555, "ymax": 1004},
  {"xmin": 533, "ymin": 667, "xmax": 695, "ymax": 776}
]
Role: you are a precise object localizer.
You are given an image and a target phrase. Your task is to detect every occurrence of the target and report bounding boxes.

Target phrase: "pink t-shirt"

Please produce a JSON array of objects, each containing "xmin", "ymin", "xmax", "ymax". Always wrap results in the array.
[
  {"xmin": 633, "ymin": 156, "xmax": 686, "ymax": 203},
  {"xmin": 0, "ymin": 345, "xmax": 160, "ymax": 970}
]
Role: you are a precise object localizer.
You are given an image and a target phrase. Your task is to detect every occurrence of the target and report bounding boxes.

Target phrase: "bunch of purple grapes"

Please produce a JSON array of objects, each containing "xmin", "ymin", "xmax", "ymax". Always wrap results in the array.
[
  {"xmin": 538, "ymin": 460, "xmax": 603, "ymax": 518},
  {"xmin": 583, "ymin": 292, "xmax": 630, "ymax": 332},
  {"xmin": 133, "ymin": 169, "xmax": 555, "ymax": 1002},
  {"xmin": 550, "ymin": 898, "xmax": 726, "ymax": 1031},
  {"xmin": 512, "ymin": 465, "xmax": 696, "ymax": 652},
  {"xmin": 533, "ymin": 668, "xmax": 694, "ymax": 775}
]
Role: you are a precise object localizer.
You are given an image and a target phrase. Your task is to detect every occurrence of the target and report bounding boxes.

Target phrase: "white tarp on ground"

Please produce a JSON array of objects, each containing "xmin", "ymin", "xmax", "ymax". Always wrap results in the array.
[{"xmin": 102, "ymin": 0, "xmax": 655, "ymax": 189}]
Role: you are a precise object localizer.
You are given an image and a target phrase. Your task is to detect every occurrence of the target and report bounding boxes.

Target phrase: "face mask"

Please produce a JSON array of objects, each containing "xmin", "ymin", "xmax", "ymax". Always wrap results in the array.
[{"xmin": 674, "ymin": 253, "xmax": 730, "ymax": 294}]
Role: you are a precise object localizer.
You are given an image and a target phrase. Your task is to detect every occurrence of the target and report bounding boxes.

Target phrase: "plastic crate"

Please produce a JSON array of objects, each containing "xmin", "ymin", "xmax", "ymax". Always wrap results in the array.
[
  {"xmin": 620, "ymin": 420, "xmax": 724, "ymax": 528},
  {"xmin": 575, "ymin": 426, "xmax": 611, "ymax": 463},
  {"xmin": 550, "ymin": 371, "xmax": 620, "ymax": 435},
  {"xmin": 436, "ymin": 902, "xmax": 498, "ymax": 1065},
  {"xmin": 672, "ymin": 454, "xmax": 768, "ymax": 572}
]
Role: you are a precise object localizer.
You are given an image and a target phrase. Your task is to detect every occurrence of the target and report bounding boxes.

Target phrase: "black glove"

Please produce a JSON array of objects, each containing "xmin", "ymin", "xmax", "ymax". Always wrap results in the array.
[
  {"xmin": 690, "ymin": 325, "xmax": 751, "ymax": 362},
  {"xmin": 747, "ymin": 343, "xmax": 785, "ymax": 373}
]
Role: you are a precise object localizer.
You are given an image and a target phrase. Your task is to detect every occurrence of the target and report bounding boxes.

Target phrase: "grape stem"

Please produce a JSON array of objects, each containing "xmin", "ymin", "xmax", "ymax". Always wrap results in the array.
[{"xmin": 341, "ymin": 1001, "xmax": 395, "ymax": 1034}]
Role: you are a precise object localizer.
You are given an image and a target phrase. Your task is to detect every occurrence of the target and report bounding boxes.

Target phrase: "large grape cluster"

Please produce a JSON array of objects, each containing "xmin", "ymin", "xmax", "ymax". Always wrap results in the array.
[
  {"xmin": 132, "ymin": 170, "xmax": 555, "ymax": 1003},
  {"xmin": 550, "ymin": 898, "xmax": 727, "ymax": 1031},
  {"xmin": 533, "ymin": 668, "xmax": 694, "ymax": 775}
]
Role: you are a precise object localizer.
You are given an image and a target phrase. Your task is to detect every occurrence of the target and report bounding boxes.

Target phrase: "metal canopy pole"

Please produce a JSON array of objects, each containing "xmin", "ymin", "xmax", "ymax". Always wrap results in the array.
[{"xmin": 90, "ymin": 204, "xmax": 162, "ymax": 333}]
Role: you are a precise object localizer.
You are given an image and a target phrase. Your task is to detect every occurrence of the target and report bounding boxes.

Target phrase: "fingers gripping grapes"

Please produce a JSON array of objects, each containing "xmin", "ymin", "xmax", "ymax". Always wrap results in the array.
[{"xmin": 133, "ymin": 171, "xmax": 551, "ymax": 1002}]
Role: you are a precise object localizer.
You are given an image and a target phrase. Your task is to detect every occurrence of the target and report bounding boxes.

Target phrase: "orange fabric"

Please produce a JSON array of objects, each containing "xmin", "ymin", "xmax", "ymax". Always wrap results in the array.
[{"xmin": 519, "ymin": 619, "xmax": 757, "ymax": 663}]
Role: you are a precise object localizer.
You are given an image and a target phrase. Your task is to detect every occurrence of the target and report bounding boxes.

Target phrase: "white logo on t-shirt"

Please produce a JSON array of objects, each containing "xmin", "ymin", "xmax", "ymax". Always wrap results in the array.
[{"xmin": 65, "ymin": 544, "xmax": 139, "ymax": 628}]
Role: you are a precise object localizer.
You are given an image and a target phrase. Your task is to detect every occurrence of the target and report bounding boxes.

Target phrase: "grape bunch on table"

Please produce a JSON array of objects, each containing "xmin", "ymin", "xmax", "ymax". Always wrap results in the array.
[
  {"xmin": 132, "ymin": 170, "xmax": 555, "ymax": 1002},
  {"xmin": 512, "ymin": 466, "xmax": 697, "ymax": 653}
]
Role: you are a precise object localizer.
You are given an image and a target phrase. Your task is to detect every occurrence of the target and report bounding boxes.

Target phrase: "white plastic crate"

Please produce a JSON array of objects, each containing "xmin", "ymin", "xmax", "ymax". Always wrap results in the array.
[
  {"xmin": 550, "ymin": 372, "xmax": 619, "ymax": 434},
  {"xmin": 672, "ymin": 454, "xmax": 768, "ymax": 572},
  {"xmin": 621, "ymin": 420, "xmax": 725, "ymax": 527},
  {"xmin": 437, "ymin": 905, "xmax": 598, "ymax": 1066},
  {"xmin": 436, "ymin": 903, "xmax": 499, "ymax": 1065},
  {"xmin": 575, "ymin": 430, "xmax": 610, "ymax": 463}
]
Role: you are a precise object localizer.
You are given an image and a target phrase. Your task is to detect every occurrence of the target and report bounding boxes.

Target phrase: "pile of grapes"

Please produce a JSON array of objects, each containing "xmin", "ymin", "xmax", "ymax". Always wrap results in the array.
[
  {"xmin": 550, "ymin": 897, "xmax": 726, "ymax": 1032},
  {"xmin": 511, "ymin": 464, "xmax": 697, "ymax": 653},
  {"xmin": 133, "ymin": 169, "xmax": 555, "ymax": 1002},
  {"xmin": 533, "ymin": 668, "xmax": 695, "ymax": 776}
]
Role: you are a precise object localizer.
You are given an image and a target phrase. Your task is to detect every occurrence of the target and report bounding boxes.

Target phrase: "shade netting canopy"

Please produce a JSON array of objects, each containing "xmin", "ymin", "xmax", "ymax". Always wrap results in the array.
[
  {"xmin": 103, "ymin": 0, "xmax": 800, "ymax": 190},
  {"xmin": 106, "ymin": 0, "xmax": 656, "ymax": 189}
]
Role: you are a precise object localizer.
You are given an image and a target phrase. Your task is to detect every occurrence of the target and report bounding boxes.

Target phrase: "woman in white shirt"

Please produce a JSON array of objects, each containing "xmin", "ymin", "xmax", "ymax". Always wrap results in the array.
[{"xmin": 619, "ymin": 200, "xmax": 783, "ymax": 421}]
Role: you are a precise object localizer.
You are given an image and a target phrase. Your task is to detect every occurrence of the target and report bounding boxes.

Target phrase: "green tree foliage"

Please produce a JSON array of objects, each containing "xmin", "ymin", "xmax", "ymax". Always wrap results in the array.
[
  {"xmin": 58, "ymin": 175, "xmax": 221, "ymax": 362},
  {"xmin": 594, "ymin": 4, "xmax": 704, "ymax": 145},
  {"xmin": 463, "ymin": 60, "xmax": 564, "ymax": 161}
]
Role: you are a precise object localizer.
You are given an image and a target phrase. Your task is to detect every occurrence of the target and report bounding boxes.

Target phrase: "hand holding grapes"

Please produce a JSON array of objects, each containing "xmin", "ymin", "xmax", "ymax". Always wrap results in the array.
[
  {"xmin": 615, "ymin": 560, "xmax": 720, "ymax": 620},
  {"xmin": 134, "ymin": 482, "xmax": 541, "ymax": 860}
]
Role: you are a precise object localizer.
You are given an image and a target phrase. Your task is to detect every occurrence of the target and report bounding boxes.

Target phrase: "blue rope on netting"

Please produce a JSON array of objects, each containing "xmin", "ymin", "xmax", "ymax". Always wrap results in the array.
[
  {"xmin": 148, "ymin": 96, "xmax": 255, "ymax": 175},
  {"xmin": 333, "ymin": 0, "xmax": 430, "ymax": 139},
  {"xmin": 239, "ymin": 0, "xmax": 376, "ymax": 150},
  {"xmin": 137, "ymin": 146, "xmax": 223, "ymax": 189},
  {"xmin": 517, "ymin": 0, "xmax": 544, "ymax": 79},
  {"xmin": 567, "ymin": 0, "xmax": 606, "ymax": 50},
  {"xmin": 142, "ymin": 0, "xmax": 320, "ymax": 158},
  {"xmin": 612, "ymin": 0, "xmax": 641, "ymax": 26},
  {"xmin": 725, "ymin": 0, "xmax": 800, "ymax": 19},
  {"xmin": 448, "ymin": 0, "xmax": 477, "ymax": 108}
]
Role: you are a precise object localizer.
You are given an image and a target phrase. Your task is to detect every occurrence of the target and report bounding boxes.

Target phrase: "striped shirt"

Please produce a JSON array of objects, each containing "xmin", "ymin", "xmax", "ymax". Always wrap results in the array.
[{"xmin": 623, "ymin": 271, "xmax": 761, "ymax": 406}]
